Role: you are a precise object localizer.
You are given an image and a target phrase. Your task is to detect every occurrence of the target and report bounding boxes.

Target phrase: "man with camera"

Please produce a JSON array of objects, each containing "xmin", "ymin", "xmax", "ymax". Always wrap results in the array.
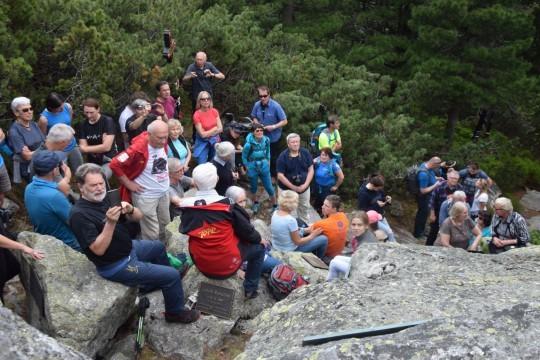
[
  {"xmin": 182, "ymin": 51, "xmax": 225, "ymax": 111},
  {"xmin": 125, "ymin": 99, "xmax": 162, "ymax": 144},
  {"xmin": 24, "ymin": 150, "xmax": 81, "ymax": 251},
  {"xmin": 69, "ymin": 163, "xmax": 199, "ymax": 324},
  {"xmin": 276, "ymin": 133, "xmax": 314, "ymax": 223}
]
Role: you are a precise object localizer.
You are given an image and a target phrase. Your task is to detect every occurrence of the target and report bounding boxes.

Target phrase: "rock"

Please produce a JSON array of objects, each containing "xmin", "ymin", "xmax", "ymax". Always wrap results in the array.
[
  {"xmin": 165, "ymin": 216, "xmax": 189, "ymax": 255},
  {"xmin": 388, "ymin": 199, "xmax": 404, "ymax": 217},
  {"xmin": 105, "ymin": 335, "xmax": 137, "ymax": 360},
  {"xmin": 520, "ymin": 189, "xmax": 540, "ymax": 212},
  {"xmin": 527, "ymin": 216, "xmax": 540, "ymax": 232},
  {"xmin": 391, "ymin": 224, "xmax": 421, "ymax": 244},
  {"xmin": 270, "ymin": 251, "xmax": 328, "ymax": 284},
  {"xmin": 16, "ymin": 232, "xmax": 137, "ymax": 358},
  {"xmin": 181, "ymin": 266, "xmax": 275, "ymax": 321},
  {"xmin": 0, "ymin": 306, "xmax": 90, "ymax": 359},
  {"xmin": 144, "ymin": 291, "xmax": 236, "ymax": 360},
  {"xmin": 239, "ymin": 243, "xmax": 540, "ymax": 359}
]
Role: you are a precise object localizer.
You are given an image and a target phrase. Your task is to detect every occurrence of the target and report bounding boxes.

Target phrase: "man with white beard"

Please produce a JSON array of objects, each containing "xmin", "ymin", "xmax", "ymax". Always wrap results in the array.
[{"xmin": 69, "ymin": 163, "xmax": 199, "ymax": 324}]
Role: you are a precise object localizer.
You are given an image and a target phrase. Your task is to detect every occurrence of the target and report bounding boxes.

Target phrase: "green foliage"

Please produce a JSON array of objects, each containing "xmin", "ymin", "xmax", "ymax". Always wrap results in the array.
[{"xmin": 530, "ymin": 230, "xmax": 540, "ymax": 246}]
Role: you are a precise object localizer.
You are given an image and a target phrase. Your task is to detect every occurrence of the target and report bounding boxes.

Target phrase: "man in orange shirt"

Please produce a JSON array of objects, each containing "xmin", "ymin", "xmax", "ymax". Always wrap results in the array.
[{"xmin": 312, "ymin": 195, "xmax": 349, "ymax": 259}]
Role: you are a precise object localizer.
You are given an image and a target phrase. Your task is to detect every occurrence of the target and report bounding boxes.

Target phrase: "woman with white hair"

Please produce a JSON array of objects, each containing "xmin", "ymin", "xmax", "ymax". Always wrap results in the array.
[
  {"xmin": 8, "ymin": 97, "xmax": 45, "ymax": 182},
  {"xmin": 490, "ymin": 197, "xmax": 529, "ymax": 253},
  {"xmin": 271, "ymin": 190, "xmax": 327, "ymax": 259},
  {"xmin": 212, "ymin": 141, "xmax": 238, "ymax": 196},
  {"xmin": 435, "ymin": 201, "xmax": 482, "ymax": 250}
]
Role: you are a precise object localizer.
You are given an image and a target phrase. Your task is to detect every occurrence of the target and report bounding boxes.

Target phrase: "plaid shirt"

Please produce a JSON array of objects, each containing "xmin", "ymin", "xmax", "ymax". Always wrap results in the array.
[
  {"xmin": 491, "ymin": 211, "xmax": 530, "ymax": 247},
  {"xmin": 429, "ymin": 181, "xmax": 463, "ymax": 214}
]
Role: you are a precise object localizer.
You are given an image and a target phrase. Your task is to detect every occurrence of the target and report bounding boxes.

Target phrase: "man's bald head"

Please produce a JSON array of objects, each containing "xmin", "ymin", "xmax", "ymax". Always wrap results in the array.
[
  {"xmin": 427, "ymin": 156, "xmax": 442, "ymax": 169},
  {"xmin": 147, "ymin": 120, "xmax": 169, "ymax": 148}
]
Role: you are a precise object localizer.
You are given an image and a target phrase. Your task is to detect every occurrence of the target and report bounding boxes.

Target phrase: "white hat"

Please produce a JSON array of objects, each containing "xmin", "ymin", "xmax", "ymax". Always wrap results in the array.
[
  {"xmin": 192, "ymin": 163, "xmax": 218, "ymax": 191},
  {"xmin": 214, "ymin": 141, "xmax": 235, "ymax": 159}
]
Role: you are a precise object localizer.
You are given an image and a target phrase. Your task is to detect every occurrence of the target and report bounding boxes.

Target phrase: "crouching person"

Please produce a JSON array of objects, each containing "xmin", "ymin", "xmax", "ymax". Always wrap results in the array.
[
  {"xmin": 69, "ymin": 163, "xmax": 199, "ymax": 323},
  {"xmin": 180, "ymin": 163, "xmax": 264, "ymax": 299}
]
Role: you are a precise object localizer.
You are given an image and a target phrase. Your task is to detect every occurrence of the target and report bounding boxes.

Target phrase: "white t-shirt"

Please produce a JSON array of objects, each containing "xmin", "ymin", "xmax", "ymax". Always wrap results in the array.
[
  {"xmin": 118, "ymin": 106, "xmax": 134, "ymax": 133},
  {"xmin": 471, "ymin": 191, "xmax": 489, "ymax": 214},
  {"xmin": 135, "ymin": 145, "xmax": 169, "ymax": 198}
]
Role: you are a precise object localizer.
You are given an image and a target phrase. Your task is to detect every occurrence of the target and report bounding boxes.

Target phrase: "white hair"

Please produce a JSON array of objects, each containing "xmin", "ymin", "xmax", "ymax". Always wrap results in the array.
[
  {"xmin": 225, "ymin": 186, "xmax": 246, "ymax": 203},
  {"xmin": 449, "ymin": 201, "xmax": 468, "ymax": 219},
  {"xmin": 147, "ymin": 119, "xmax": 167, "ymax": 134},
  {"xmin": 11, "ymin": 97, "xmax": 31, "ymax": 113},
  {"xmin": 167, "ymin": 157, "xmax": 182, "ymax": 172},
  {"xmin": 452, "ymin": 190, "xmax": 466, "ymax": 201},
  {"xmin": 286, "ymin": 133, "xmax": 301, "ymax": 143},
  {"xmin": 47, "ymin": 123, "xmax": 74, "ymax": 143},
  {"xmin": 494, "ymin": 197, "xmax": 513, "ymax": 212}
]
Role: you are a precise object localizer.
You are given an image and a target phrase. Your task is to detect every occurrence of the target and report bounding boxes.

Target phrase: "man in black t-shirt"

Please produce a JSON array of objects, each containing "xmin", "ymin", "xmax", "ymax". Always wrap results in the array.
[
  {"xmin": 79, "ymin": 98, "xmax": 118, "ymax": 179},
  {"xmin": 69, "ymin": 163, "xmax": 199, "ymax": 324}
]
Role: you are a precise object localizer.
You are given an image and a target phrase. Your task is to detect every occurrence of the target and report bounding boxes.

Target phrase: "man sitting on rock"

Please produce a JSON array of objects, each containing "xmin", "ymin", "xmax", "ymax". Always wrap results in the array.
[
  {"xmin": 180, "ymin": 163, "xmax": 264, "ymax": 299},
  {"xmin": 25, "ymin": 150, "xmax": 81, "ymax": 251},
  {"xmin": 311, "ymin": 195, "xmax": 349, "ymax": 262},
  {"xmin": 69, "ymin": 163, "xmax": 199, "ymax": 323}
]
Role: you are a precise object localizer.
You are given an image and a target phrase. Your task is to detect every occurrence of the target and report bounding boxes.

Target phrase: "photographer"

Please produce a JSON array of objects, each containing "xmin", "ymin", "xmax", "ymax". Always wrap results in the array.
[
  {"xmin": 125, "ymin": 99, "xmax": 161, "ymax": 143},
  {"xmin": 182, "ymin": 51, "xmax": 225, "ymax": 112}
]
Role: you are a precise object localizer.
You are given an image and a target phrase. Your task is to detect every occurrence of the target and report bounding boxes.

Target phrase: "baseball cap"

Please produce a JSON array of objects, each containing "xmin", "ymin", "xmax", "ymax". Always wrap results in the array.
[
  {"xmin": 33, "ymin": 150, "xmax": 66, "ymax": 175},
  {"xmin": 366, "ymin": 210, "xmax": 383, "ymax": 224}
]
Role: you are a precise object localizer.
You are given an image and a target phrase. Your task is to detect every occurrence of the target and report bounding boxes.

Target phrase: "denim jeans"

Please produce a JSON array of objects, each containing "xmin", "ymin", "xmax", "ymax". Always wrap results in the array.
[
  {"xmin": 247, "ymin": 160, "xmax": 275, "ymax": 197},
  {"xmin": 241, "ymin": 243, "xmax": 265, "ymax": 292},
  {"xmin": 97, "ymin": 240, "xmax": 184, "ymax": 314},
  {"xmin": 413, "ymin": 194, "xmax": 430, "ymax": 238},
  {"xmin": 295, "ymin": 235, "xmax": 328, "ymax": 259},
  {"xmin": 378, "ymin": 217, "xmax": 396, "ymax": 242},
  {"xmin": 261, "ymin": 254, "xmax": 281, "ymax": 274}
]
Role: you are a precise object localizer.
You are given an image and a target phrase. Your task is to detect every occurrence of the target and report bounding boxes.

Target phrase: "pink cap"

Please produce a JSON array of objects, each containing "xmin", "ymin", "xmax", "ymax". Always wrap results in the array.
[{"xmin": 366, "ymin": 210, "xmax": 382, "ymax": 224}]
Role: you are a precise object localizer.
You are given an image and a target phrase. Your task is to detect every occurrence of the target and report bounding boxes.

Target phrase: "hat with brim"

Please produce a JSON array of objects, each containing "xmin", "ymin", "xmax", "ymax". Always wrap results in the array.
[{"xmin": 33, "ymin": 150, "xmax": 66, "ymax": 175}]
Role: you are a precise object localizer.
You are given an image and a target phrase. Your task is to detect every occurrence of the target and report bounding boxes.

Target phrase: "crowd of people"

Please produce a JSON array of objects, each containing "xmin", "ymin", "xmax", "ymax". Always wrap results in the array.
[{"xmin": 0, "ymin": 51, "xmax": 532, "ymax": 321}]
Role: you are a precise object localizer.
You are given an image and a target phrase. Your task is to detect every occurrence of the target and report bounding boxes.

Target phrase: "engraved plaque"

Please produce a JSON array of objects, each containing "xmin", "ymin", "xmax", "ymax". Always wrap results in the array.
[{"xmin": 196, "ymin": 282, "xmax": 235, "ymax": 319}]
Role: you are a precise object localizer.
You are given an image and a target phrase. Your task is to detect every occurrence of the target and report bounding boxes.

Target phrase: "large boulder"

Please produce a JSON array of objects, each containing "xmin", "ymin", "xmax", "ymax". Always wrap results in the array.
[
  {"xmin": 16, "ymin": 232, "xmax": 137, "ymax": 358},
  {"xmin": 0, "ymin": 306, "xmax": 90, "ymax": 360},
  {"xmin": 239, "ymin": 243, "xmax": 540, "ymax": 359},
  {"xmin": 270, "ymin": 251, "xmax": 328, "ymax": 284},
  {"xmin": 144, "ymin": 291, "xmax": 236, "ymax": 360},
  {"xmin": 520, "ymin": 189, "xmax": 540, "ymax": 212}
]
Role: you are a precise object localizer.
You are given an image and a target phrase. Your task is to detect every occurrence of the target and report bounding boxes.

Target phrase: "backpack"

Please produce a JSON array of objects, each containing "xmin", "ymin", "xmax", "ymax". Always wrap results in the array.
[
  {"xmin": 309, "ymin": 123, "xmax": 327, "ymax": 154},
  {"xmin": 267, "ymin": 264, "xmax": 309, "ymax": 300},
  {"xmin": 404, "ymin": 164, "xmax": 427, "ymax": 195}
]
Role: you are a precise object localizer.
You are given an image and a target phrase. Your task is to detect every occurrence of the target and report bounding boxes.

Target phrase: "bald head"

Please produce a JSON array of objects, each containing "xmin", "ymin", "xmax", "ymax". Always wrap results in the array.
[
  {"xmin": 195, "ymin": 52, "xmax": 207, "ymax": 67},
  {"xmin": 427, "ymin": 156, "xmax": 442, "ymax": 170},
  {"xmin": 147, "ymin": 120, "xmax": 168, "ymax": 148}
]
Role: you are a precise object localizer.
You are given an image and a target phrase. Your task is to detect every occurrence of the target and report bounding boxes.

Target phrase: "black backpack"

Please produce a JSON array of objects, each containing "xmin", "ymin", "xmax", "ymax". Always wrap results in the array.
[{"xmin": 404, "ymin": 165, "xmax": 427, "ymax": 195}]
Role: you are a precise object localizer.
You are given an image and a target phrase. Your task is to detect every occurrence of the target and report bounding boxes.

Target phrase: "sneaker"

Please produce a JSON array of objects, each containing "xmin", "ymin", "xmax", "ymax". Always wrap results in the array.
[
  {"xmin": 164, "ymin": 309, "xmax": 200, "ymax": 324},
  {"xmin": 252, "ymin": 202, "xmax": 260, "ymax": 214},
  {"xmin": 244, "ymin": 290, "xmax": 259, "ymax": 299}
]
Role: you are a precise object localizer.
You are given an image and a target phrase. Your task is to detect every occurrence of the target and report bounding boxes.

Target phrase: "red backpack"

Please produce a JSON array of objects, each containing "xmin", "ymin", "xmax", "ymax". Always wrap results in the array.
[{"xmin": 267, "ymin": 264, "xmax": 309, "ymax": 300}]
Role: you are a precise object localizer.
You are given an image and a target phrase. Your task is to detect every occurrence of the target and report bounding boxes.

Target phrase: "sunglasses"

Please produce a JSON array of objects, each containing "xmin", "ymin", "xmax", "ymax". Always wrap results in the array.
[
  {"xmin": 254, "ymin": 129, "xmax": 264, "ymax": 133},
  {"xmin": 258, "ymin": 94, "xmax": 269, "ymax": 99},
  {"xmin": 19, "ymin": 107, "xmax": 33, "ymax": 113},
  {"xmin": 200, "ymin": 97, "xmax": 211, "ymax": 101}
]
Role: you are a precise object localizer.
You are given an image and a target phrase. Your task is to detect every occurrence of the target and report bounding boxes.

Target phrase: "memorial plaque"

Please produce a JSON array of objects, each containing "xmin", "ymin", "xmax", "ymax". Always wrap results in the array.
[
  {"xmin": 302, "ymin": 253, "xmax": 329, "ymax": 270},
  {"xmin": 196, "ymin": 282, "xmax": 235, "ymax": 319}
]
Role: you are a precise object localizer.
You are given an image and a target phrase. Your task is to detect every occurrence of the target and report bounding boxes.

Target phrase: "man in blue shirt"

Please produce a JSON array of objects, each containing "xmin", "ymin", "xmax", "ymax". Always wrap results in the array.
[
  {"xmin": 251, "ymin": 86, "xmax": 288, "ymax": 179},
  {"xmin": 24, "ymin": 150, "xmax": 81, "ymax": 251},
  {"xmin": 413, "ymin": 156, "xmax": 443, "ymax": 239}
]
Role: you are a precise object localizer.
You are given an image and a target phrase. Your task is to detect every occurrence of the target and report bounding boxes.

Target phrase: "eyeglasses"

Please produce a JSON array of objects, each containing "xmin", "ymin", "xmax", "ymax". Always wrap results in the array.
[
  {"xmin": 494, "ymin": 207, "xmax": 505, "ymax": 211},
  {"xmin": 254, "ymin": 129, "xmax": 264, "ymax": 133},
  {"xmin": 200, "ymin": 98, "xmax": 211, "ymax": 101},
  {"xmin": 19, "ymin": 107, "xmax": 33, "ymax": 113},
  {"xmin": 258, "ymin": 94, "xmax": 269, "ymax": 99}
]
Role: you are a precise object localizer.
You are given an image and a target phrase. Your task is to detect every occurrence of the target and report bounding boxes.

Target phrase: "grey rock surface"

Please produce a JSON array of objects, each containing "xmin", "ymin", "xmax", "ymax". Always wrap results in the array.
[
  {"xmin": 0, "ymin": 306, "xmax": 90, "ymax": 360},
  {"xmin": 165, "ymin": 216, "xmax": 189, "ymax": 254},
  {"xmin": 144, "ymin": 291, "xmax": 236, "ymax": 360},
  {"xmin": 16, "ymin": 232, "xmax": 137, "ymax": 358},
  {"xmin": 527, "ymin": 216, "xmax": 540, "ymax": 232},
  {"xmin": 270, "ymin": 251, "xmax": 328, "ymax": 284},
  {"xmin": 239, "ymin": 243, "xmax": 540, "ymax": 359},
  {"xmin": 520, "ymin": 189, "xmax": 540, "ymax": 212},
  {"xmin": 105, "ymin": 335, "xmax": 136, "ymax": 360}
]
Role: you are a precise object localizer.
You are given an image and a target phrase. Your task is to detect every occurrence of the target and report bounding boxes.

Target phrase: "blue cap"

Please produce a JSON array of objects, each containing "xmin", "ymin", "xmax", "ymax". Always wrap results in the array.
[{"xmin": 32, "ymin": 150, "xmax": 66, "ymax": 175}]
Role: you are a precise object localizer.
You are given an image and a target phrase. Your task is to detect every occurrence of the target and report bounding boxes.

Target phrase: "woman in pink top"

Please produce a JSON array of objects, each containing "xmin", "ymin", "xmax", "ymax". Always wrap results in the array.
[{"xmin": 192, "ymin": 91, "xmax": 222, "ymax": 164}]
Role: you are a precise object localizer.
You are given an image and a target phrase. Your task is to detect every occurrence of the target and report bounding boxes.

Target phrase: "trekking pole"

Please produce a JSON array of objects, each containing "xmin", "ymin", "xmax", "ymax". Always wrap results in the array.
[{"xmin": 135, "ymin": 296, "xmax": 150, "ymax": 356}]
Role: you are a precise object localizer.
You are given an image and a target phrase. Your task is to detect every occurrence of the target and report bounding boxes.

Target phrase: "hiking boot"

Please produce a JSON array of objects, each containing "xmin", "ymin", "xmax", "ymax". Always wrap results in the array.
[
  {"xmin": 252, "ymin": 202, "xmax": 260, "ymax": 214},
  {"xmin": 165, "ymin": 309, "xmax": 200, "ymax": 324},
  {"xmin": 244, "ymin": 290, "xmax": 259, "ymax": 300}
]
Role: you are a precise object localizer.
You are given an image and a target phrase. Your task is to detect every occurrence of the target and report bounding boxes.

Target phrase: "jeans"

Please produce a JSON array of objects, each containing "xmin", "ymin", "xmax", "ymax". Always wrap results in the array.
[
  {"xmin": 413, "ymin": 194, "xmax": 430, "ymax": 238},
  {"xmin": 241, "ymin": 243, "xmax": 264, "ymax": 292},
  {"xmin": 261, "ymin": 254, "xmax": 281, "ymax": 274},
  {"xmin": 247, "ymin": 160, "xmax": 275, "ymax": 197},
  {"xmin": 193, "ymin": 138, "xmax": 216, "ymax": 165},
  {"xmin": 98, "ymin": 240, "xmax": 184, "ymax": 314},
  {"xmin": 295, "ymin": 235, "xmax": 328, "ymax": 259},
  {"xmin": 313, "ymin": 183, "xmax": 333, "ymax": 215},
  {"xmin": 426, "ymin": 211, "xmax": 440, "ymax": 246},
  {"xmin": 270, "ymin": 141, "xmax": 281, "ymax": 178},
  {"xmin": 378, "ymin": 217, "xmax": 396, "ymax": 242}
]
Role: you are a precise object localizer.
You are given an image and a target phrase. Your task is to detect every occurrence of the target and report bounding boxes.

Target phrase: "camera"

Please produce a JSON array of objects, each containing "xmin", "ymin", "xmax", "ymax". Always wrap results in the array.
[
  {"xmin": 291, "ymin": 174, "xmax": 303, "ymax": 186},
  {"xmin": 162, "ymin": 30, "xmax": 175, "ymax": 63}
]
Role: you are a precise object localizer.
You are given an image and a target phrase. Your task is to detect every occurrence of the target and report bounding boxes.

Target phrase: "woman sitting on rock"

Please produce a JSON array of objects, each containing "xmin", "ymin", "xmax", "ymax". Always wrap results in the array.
[
  {"xmin": 327, "ymin": 211, "xmax": 376, "ymax": 281},
  {"xmin": 490, "ymin": 197, "xmax": 529, "ymax": 253},
  {"xmin": 435, "ymin": 201, "xmax": 482, "ymax": 250},
  {"xmin": 270, "ymin": 190, "xmax": 327, "ymax": 259}
]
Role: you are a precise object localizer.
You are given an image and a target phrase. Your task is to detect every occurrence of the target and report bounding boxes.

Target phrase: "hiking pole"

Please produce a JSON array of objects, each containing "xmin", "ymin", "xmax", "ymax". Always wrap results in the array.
[{"xmin": 135, "ymin": 296, "xmax": 150, "ymax": 355}]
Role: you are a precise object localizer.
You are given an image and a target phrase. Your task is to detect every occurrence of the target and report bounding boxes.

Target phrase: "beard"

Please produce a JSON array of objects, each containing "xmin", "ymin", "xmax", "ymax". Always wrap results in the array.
[{"xmin": 84, "ymin": 189, "xmax": 107, "ymax": 203}]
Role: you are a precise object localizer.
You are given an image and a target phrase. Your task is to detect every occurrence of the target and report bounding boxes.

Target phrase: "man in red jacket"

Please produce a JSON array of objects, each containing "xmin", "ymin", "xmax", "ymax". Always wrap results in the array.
[
  {"xmin": 110, "ymin": 120, "xmax": 170, "ymax": 242},
  {"xmin": 180, "ymin": 163, "xmax": 264, "ymax": 299}
]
